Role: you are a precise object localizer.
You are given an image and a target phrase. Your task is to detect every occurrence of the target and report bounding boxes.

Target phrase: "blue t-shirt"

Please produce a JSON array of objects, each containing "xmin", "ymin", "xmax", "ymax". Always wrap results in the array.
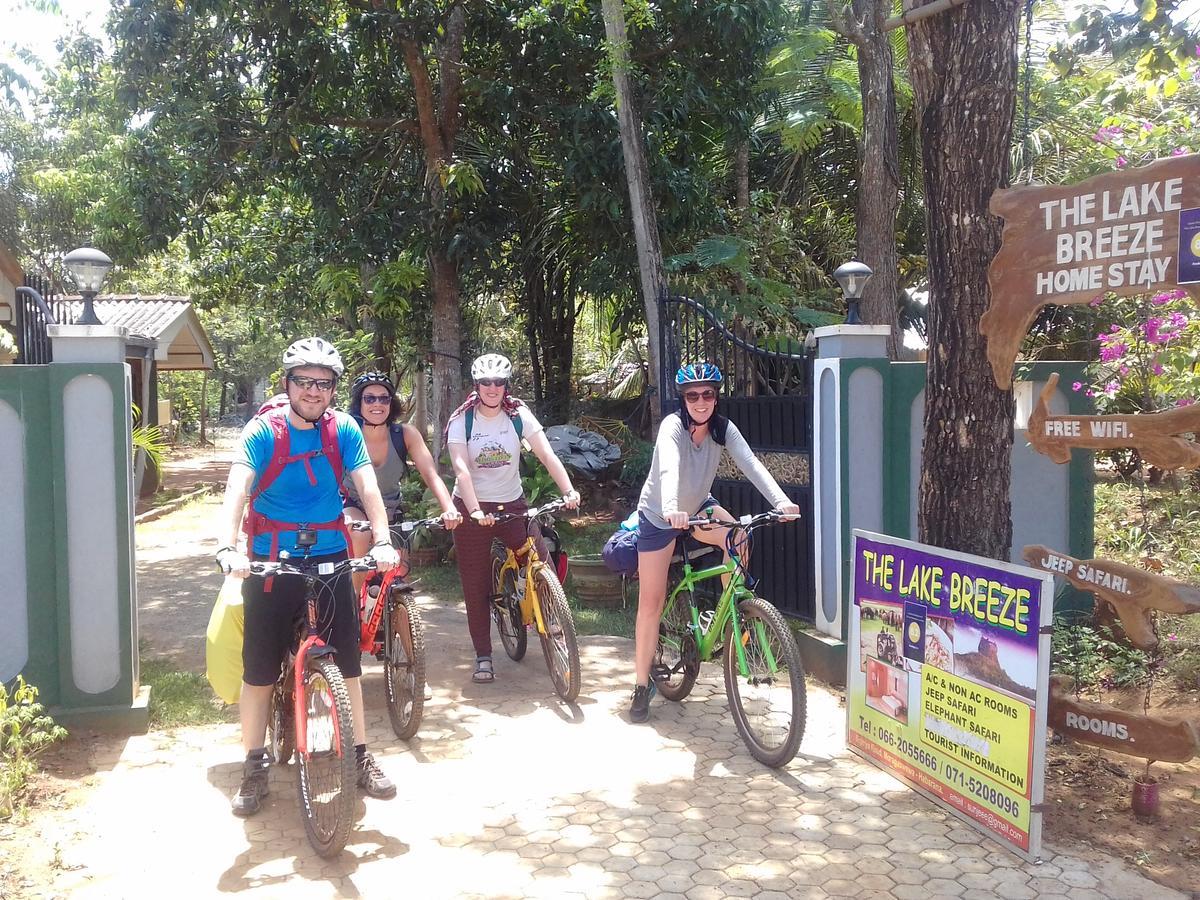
[{"xmin": 235, "ymin": 411, "xmax": 371, "ymax": 556}]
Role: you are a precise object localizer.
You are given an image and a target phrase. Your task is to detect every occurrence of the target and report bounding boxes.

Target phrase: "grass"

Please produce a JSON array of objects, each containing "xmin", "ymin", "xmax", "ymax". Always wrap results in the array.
[
  {"xmin": 140, "ymin": 658, "xmax": 237, "ymax": 730},
  {"xmin": 1092, "ymin": 477, "xmax": 1200, "ymax": 692}
]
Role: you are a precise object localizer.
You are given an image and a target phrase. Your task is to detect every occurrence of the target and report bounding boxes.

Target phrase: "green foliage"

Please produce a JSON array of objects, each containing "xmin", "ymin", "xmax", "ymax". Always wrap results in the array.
[
  {"xmin": 618, "ymin": 438, "xmax": 654, "ymax": 488},
  {"xmin": 1051, "ymin": 621, "xmax": 1153, "ymax": 691},
  {"xmin": 520, "ymin": 460, "xmax": 559, "ymax": 506},
  {"xmin": 130, "ymin": 403, "xmax": 168, "ymax": 471},
  {"xmin": 0, "ymin": 677, "xmax": 67, "ymax": 819}
]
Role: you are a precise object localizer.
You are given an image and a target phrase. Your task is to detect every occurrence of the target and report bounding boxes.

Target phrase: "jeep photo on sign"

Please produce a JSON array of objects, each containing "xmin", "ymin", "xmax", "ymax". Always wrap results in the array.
[
  {"xmin": 981, "ymin": 153, "xmax": 1200, "ymax": 390},
  {"xmin": 848, "ymin": 531, "xmax": 1054, "ymax": 862}
]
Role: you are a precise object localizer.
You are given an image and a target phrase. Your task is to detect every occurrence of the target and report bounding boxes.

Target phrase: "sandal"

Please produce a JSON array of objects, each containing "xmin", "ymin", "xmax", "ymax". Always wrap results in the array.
[{"xmin": 472, "ymin": 657, "xmax": 495, "ymax": 683}]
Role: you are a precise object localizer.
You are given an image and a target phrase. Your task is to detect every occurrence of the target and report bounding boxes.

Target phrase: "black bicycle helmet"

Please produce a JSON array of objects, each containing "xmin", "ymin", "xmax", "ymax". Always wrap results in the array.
[{"xmin": 350, "ymin": 371, "xmax": 397, "ymax": 421}]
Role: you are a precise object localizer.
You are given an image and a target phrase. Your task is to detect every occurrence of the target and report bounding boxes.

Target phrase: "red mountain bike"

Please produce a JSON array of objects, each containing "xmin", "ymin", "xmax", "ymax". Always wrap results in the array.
[
  {"xmin": 254, "ymin": 554, "xmax": 375, "ymax": 858},
  {"xmin": 351, "ymin": 517, "xmax": 444, "ymax": 739}
]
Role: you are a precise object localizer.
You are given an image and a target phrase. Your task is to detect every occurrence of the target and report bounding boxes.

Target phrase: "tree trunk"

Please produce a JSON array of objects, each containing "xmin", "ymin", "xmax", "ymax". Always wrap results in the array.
[
  {"xmin": 853, "ymin": 0, "xmax": 902, "ymax": 357},
  {"xmin": 199, "ymin": 370, "xmax": 208, "ymax": 445},
  {"xmin": 601, "ymin": 0, "xmax": 664, "ymax": 425},
  {"xmin": 734, "ymin": 140, "xmax": 750, "ymax": 211},
  {"xmin": 429, "ymin": 249, "xmax": 463, "ymax": 457},
  {"xmin": 401, "ymin": 3, "xmax": 467, "ymax": 459},
  {"xmin": 411, "ymin": 361, "xmax": 428, "ymax": 437},
  {"xmin": 908, "ymin": 0, "xmax": 1021, "ymax": 560}
]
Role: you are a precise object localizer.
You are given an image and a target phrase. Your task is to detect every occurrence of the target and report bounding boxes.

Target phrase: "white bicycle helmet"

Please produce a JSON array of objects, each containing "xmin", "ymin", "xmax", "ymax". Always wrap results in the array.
[
  {"xmin": 471, "ymin": 353, "xmax": 513, "ymax": 382},
  {"xmin": 282, "ymin": 337, "xmax": 344, "ymax": 377}
]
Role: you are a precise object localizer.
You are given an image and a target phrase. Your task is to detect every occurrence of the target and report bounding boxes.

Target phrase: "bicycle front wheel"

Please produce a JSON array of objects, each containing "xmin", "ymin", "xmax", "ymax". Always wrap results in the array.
[
  {"xmin": 534, "ymin": 567, "xmax": 581, "ymax": 702},
  {"xmin": 385, "ymin": 591, "xmax": 426, "ymax": 740},
  {"xmin": 491, "ymin": 541, "xmax": 527, "ymax": 661},
  {"xmin": 296, "ymin": 656, "xmax": 357, "ymax": 858},
  {"xmin": 724, "ymin": 597, "xmax": 806, "ymax": 768}
]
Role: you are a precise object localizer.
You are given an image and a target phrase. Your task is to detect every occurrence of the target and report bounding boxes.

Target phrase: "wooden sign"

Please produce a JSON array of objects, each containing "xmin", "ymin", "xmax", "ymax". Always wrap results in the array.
[
  {"xmin": 981, "ymin": 154, "xmax": 1200, "ymax": 390},
  {"xmin": 1023, "ymin": 544, "xmax": 1200, "ymax": 651},
  {"xmin": 1048, "ymin": 675, "xmax": 1198, "ymax": 762},
  {"xmin": 1027, "ymin": 373, "xmax": 1200, "ymax": 470}
]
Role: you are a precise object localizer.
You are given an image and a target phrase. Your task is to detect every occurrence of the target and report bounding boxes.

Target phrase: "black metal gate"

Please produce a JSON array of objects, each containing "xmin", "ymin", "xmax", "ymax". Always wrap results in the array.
[
  {"xmin": 658, "ymin": 294, "xmax": 815, "ymax": 620},
  {"xmin": 16, "ymin": 272, "xmax": 56, "ymax": 364}
]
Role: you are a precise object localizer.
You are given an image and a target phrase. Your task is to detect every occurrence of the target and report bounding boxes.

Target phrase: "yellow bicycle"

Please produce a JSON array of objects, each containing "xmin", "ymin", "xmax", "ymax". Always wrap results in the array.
[{"xmin": 489, "ymin": 498, "xmax": 581, "ymax": 702}]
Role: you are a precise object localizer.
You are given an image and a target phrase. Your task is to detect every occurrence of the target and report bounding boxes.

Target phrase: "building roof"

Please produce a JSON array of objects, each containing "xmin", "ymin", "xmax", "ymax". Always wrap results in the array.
[{"xmin": 57, "ymin": 295, "xmax": 215, "ymax": 370}]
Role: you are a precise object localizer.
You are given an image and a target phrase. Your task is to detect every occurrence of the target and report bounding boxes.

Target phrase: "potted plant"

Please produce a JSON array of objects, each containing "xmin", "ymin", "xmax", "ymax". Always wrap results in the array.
[
  {"xmin": 405, "ymin": 483, "xmax": 452, "ymax": 568},
  {"xmin": 569, "ymin": 553, "xmax": 629, "ymax": 608}
]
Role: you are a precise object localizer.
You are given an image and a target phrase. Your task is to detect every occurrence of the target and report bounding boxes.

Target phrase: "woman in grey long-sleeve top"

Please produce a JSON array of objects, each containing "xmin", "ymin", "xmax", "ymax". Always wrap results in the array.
[{"xmin": 628, "ymin": 362, "xmax": 799, "ymax": 723}]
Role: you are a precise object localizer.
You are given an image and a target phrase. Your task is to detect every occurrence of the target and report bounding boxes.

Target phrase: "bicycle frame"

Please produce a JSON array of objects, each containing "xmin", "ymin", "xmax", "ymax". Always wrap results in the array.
[
  {"xmin": 666, "ymin": 540, "xmax": 781, "ymax": 679},
  {"xmin": 496, "ymin": 537, "xmax": 552, "ymax": 635}
]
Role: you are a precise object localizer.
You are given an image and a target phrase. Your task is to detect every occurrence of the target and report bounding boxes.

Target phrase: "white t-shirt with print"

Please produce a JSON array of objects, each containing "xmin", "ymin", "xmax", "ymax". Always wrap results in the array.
[{"xmin": 446, "ymin": 405, "xmax": 544, "ymax": 503}]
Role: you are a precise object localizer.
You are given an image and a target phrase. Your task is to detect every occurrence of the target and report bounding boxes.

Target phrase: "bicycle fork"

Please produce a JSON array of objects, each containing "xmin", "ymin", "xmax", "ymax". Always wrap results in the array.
[{"xmin": 292, "ymin": 588, "xmax": 345, "ymax": 758}]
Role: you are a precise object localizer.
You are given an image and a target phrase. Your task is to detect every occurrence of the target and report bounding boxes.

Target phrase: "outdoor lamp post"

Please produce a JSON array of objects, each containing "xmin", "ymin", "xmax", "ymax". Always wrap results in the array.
[
  {"xmin": 833, "ymin": 260, "xmax": 873, "ymax": 326},
  {"xmin": 63, "ymin": 246, "xmax": 113, "ymax": 326}
]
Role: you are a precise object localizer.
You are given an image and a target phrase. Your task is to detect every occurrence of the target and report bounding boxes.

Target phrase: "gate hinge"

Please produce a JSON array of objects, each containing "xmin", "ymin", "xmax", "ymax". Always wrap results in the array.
[{"xmin": 1039, "ymin": 624, "xmax": 1055, "ymax": 635}]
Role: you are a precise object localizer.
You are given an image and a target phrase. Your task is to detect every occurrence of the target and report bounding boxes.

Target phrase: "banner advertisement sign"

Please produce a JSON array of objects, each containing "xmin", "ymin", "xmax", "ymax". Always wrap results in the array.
[{"xmin": 847, "ymin": 531, "xmax": 1054, "ymax": 861}]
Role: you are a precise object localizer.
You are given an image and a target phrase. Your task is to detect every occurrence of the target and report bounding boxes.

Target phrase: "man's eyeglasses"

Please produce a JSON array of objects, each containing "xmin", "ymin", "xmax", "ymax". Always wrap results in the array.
[
  {"xmin": 477, "ymin": 379, "xmax": 507, "ymax": 388},
  {"xmin": 684, "ymin": 389, "xmax": 717, "ymax": 403},
  {"xmin": 361, "ymin": 394, "xmax": 392, "ymax": 405},
  {"xmin": 288, "ymin": 374, "xmax": 336, "ymax": 392}
]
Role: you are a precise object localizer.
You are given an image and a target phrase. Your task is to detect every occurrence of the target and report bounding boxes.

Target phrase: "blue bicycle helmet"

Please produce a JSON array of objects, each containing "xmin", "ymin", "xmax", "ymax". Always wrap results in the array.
[{"xmin": 675, "ymin": 362, "xmax": 723, "ymax": 390}]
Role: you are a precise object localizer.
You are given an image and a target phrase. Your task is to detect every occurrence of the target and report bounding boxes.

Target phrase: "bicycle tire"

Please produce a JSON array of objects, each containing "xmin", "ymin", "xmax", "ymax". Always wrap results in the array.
[
  {"xmin": 491, "ymin": 541, "xmax": 527, "ymax": 661},
  {"xmin": 654, "ymin": 584, "xmax": 700, "ymax": 702},
  {"xmin": 534, "ymin": 567, "xmax": 581, "ymax": 702},
  {"xmin": 268, "ymin": 668, "xmax": 294, "ymax": 766},
  {"xmin": 296, "ymin": 656, "xmax": 357, "ymax": 858},
  {"xmin": 723, "ymin": 596, "xmax": 806, "ymax": 768},
  {"xmin": 385, "ymin": 591, "xmax": 426, "ymax": 740}
]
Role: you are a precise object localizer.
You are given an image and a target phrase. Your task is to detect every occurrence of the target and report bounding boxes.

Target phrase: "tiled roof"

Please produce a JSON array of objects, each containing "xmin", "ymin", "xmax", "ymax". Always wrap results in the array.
[{"xmin": 54, "ymin": 295, "xmax": 192, "ymax": 341}]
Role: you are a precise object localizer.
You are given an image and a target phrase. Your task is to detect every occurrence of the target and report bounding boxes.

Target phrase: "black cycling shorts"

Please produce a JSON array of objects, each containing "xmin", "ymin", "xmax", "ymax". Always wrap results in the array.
[{"xmin": 241, "ymin": 550, "xmax": 362, "ymax": 686}]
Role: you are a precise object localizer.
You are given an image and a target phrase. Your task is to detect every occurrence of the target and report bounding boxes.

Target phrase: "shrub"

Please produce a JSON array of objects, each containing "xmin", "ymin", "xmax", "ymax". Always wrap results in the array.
[{"xmin": 0, "ymin": 677, "xmax": 67, "ymax": 819}]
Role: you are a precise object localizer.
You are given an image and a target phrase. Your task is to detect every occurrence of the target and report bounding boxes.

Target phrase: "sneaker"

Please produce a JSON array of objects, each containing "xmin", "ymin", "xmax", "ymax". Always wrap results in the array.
[
  {"xmin": 356, "ymin": 752, "xmax": 397, "ymax": 799},
  {"xmin": 629, "ymin": 682, "xmax": 656, "ymax": 724},
  {"xmin": 231, "ymin": 755, "xmax": 269, "ymax": 816}
]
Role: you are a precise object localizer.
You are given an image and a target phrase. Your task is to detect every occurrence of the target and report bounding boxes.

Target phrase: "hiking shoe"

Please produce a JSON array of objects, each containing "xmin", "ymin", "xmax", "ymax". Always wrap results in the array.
[
  {"xmin": 357, "ymin": 752, "xmax": 397, "ymax": 799},
  {"xmin": 629, "ymin": 682, "xmax": 656, "ymax": 724},
  {"xmin": 231, "ymin": 755, "xmax": 269, "ymax": 816}
]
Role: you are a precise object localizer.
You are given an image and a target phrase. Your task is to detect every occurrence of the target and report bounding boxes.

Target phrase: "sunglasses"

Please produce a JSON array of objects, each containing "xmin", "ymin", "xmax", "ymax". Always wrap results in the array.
[
  {"xmin": 477, "ymin": 379, "xmax": 508, "ymax": 388},
  {"xmin": 288, "ymin": 374, "xmax": 336, "ymax": 392},
  {"xmin": 684, "ymin": 389, "xmax": 717, "ymax": 403},
  {"xmin": 361, "ymin": 394, "xmax": 392, "ymax": 405}
]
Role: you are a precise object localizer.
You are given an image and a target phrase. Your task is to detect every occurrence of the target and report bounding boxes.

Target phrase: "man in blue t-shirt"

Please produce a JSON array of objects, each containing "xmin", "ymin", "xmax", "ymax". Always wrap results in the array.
[{"xmin": 215, "ymin": 337, "xmax": 400, "ymax": 817}]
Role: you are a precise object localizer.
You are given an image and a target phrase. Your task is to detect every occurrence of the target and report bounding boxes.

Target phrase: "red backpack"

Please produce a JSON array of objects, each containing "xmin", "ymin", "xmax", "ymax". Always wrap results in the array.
[{"xmin": 242, "ymin": 396, "xmax": 353, "ymax": 578}]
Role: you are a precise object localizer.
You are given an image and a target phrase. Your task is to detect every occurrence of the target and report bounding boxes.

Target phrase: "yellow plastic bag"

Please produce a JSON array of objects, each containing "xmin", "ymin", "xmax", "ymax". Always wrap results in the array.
[{"xmin": 205, "ymin": 575, "xmax": 245, "ymax": 705}]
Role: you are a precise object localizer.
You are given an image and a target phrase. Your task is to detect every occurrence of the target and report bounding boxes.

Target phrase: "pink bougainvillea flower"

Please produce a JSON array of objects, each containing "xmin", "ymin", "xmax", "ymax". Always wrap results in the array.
[
  {"xmin": 1115, "ymin": 155, "xmax": 1128, "ymax": 168},
  {"xmin": 1177, "ymin": 397, "xmax": 1195, "ymax": 407},
  {"xmin": 1099, "ymin": 341, "xmax": 1128, "ymax": 362},
  {"xmin": 1168, "ymin": 311, "xmax": 1188, "ymax": 328},
  {"xmin": 1072, "ymin": 381, "xmax": 1083, "ymax": 392},
  {"xmin": 1152, "ymin": 363, "xmax": 1164, "ymax": 376},
  {"xmin": 1104, "ymin": 380, "xmax": 1120, "ymax": 397},
  {"xmin": 1142, "ymin": 121, "xmax": 1154, "ymax": 132},
  {"xmin": 1089, "ymin": 295, "xmax": 1103, "ymax": 307},
  {"xmin": 1110, "ymin": 324, "xmax": 1121, "ymax": 333},
  {"xmin": 1119, "ymin": 365, "xmax": 1130, "ymax": 376},
  {"xmin": 1172, "ymin": 147, "xmax": 1189, "ymax": 156},
  {"xmin": 1094, "ymin": 125, "xmax": 1123, "ymax": 141}
]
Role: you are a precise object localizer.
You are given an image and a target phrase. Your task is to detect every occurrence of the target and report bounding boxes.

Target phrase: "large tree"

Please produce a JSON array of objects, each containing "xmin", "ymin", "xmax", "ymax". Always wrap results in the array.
[{"xmin": 908, "ymin": 1, "xmax": 1023, "ymax": 559}]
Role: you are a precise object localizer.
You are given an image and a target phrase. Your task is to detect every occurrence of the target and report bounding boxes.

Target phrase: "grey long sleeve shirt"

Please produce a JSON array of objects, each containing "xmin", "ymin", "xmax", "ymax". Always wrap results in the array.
[{"xmin": 636, "ymin": 414, "xmax": 791, "ymax": 529}]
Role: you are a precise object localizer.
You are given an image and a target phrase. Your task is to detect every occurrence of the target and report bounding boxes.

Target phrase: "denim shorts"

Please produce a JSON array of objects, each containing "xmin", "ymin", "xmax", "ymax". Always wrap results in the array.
[{"xmin": 636, "ymin": 496, "xmax": 719, "ymax": 553}]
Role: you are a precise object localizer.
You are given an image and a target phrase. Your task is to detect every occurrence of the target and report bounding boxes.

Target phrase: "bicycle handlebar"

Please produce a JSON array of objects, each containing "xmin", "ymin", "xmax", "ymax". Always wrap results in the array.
[
  {"xmin": 348, "ymin": 517, "xmax": 447, "ymax": 535},
  {"xmin": 685, "ymin": 509, "xmax": 796, "ymax": 530},
  {"xmin": 487, "ymin": 496, "xmax": 571, "ymax": 523},
  {"xmin": 248, "ymin": 556, "xmax": 379, "ymax": 577}
]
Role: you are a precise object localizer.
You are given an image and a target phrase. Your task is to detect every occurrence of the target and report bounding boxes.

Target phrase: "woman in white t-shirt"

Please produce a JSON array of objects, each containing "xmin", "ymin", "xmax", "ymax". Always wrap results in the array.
[{"xmin": 445, "ymin": 353, "xmax": 580, "ymax": 683}]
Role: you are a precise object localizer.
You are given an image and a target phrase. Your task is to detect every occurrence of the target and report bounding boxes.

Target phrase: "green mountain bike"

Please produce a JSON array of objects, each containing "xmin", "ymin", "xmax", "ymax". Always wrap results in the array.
[{"xmin": 652, "ymin": 510, "xmax": 807, "ymax": 768}]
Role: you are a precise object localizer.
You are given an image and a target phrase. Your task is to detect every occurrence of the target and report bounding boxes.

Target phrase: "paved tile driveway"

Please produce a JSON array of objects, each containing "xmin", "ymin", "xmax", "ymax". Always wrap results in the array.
[{"xmin": 19, "ymin": 598, "xmax": 1182, "ymax": 899}]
